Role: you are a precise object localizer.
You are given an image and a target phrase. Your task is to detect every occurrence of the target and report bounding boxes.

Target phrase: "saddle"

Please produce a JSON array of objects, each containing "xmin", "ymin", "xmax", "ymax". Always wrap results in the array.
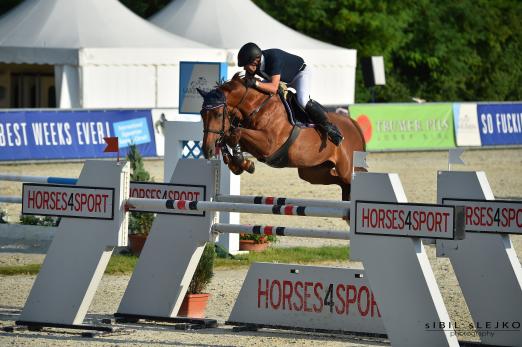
[{"xmin": 278, "ymin": 87, "xmax": 315, "ymax": 128}]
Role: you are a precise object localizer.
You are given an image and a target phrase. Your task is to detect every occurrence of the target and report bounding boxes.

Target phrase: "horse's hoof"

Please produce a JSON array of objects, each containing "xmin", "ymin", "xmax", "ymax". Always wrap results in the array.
[
  {"xmin": 229, "ymin": 164, "xmax": 244, "ymax": 175},
  {"xmin": 243, "ymin": 160, "xmax": 255, "ymax": 174}
]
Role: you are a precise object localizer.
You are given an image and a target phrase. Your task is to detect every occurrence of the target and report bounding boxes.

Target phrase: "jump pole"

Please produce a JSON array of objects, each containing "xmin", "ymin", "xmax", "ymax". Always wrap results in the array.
[
  {"xmin": 211, "ymin": 223, "xmax": 350, "ymax": 240},
  {"xmin": 126, "ymin": 198, "xmax": 348, "ymax": 219},
  {"xmin": 0, "ymin": 174, "xmax": 77, "ymax": 185}
]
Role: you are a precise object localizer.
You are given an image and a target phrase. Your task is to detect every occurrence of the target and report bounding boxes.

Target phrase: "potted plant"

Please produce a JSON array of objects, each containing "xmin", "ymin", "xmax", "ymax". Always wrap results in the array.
[
  {"xmin": 127, "ymin": 144, "xmax": 154, "ymax": 256},
  {"xmin": 239, "ymin": 233, "xmax": 276, "ymax": 252},
  {"xmin": 178, "ymin": 242, "xmax": 215, "ymax": 318}
]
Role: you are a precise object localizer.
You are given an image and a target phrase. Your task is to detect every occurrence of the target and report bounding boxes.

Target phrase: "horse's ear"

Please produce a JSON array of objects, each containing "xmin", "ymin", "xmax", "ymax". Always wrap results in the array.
[{"xmin": 196, "ymin": 88, "xmax": 208, "ymax": 98}]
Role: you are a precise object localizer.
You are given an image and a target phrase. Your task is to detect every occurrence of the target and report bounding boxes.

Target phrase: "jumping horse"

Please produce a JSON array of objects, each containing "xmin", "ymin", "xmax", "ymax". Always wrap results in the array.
[{"xmin": 198, "ymin": 73, "xmax": 366, "ymax": 201}]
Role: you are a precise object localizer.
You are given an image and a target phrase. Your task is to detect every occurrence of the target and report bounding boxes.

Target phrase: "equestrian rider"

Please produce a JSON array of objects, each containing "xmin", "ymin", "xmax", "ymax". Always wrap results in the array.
[{"xmin": 237, "ymin": 42, "xmax": 343, "ymax": 146}]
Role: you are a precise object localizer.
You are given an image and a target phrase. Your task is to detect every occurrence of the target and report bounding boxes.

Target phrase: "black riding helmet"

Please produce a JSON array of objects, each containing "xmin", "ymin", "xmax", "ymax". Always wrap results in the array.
[{"xmin": 237, "ymin": 42, "xmax": 262, "ymax": 67}]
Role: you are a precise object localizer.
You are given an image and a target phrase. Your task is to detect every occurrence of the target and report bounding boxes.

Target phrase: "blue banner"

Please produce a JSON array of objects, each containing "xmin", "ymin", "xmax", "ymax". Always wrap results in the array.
[
  {"xmin": 0, "ymin": 110, "xmax": 156, "ymax": 161},
  {"xmin": 477, "ymin": 103, "xmax": 522, "ymax": 146}
]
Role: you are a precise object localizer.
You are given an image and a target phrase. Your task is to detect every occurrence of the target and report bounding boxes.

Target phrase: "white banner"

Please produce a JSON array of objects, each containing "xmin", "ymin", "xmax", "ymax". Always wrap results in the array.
[
  {"xmin": 453, "ymin": 103, "xmax": 481, "ymax": 146},
  {"xmin": 129, "ymin": 182, "xmax": 206, "ymax": 216},
  {"xmin": 22, "ymin": 183, "xmax": 114, "ymax": 220},
  {"xmin": 354, "ymin": 201, "xmax": 458, "ymax": 239},
  {"xmin": 443, "ymin": 198, "xmax": 522, "ymax": 234}
]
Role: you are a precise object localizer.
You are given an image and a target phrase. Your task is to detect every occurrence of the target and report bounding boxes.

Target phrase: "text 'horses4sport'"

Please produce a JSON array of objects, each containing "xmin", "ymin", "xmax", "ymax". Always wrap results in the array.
[{"xmin": 198, "ymin": 73, "xmax": 366, "ymax": 201}]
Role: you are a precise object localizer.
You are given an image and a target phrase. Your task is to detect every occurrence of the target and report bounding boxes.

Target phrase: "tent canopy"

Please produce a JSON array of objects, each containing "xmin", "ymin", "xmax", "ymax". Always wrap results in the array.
[
  {"xmin": 150, "ymin": 0, "xmax": 357, "ymax": 105},
  {"xmin": 150, "ymin": 0, "xmax": 341, "ymax": 50},
  {"xmin": 0, "ymin": 0, "xmax": 211, "ymax": 65}
]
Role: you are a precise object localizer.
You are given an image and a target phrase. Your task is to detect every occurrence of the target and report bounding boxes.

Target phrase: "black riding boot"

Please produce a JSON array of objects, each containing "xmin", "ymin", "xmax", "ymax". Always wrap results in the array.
[{"xmin": 305, "ymin": 100, "xmax": 343, "ymax": 145}]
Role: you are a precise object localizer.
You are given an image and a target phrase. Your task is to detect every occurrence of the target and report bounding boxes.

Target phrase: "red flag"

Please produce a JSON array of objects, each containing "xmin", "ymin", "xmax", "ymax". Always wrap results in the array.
[{"xmin": 103, "ymin": 137, "xmax": 119, "ymax": 153}]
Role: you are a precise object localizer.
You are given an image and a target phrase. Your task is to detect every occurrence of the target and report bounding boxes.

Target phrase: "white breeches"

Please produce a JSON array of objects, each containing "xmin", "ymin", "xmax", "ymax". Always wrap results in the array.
[{"xmin": 288, "ymin": 65, "xmax": 313, "ymax": 108}]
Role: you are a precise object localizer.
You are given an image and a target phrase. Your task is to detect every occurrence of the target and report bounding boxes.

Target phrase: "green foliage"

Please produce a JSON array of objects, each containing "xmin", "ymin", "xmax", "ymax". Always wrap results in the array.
[
  {"xmin": 106, "ymin": 253, "xmax": 139, "ymax": 274},
  {"xmin": 0, "ymin": 0, "xmax": 22, "ymax": 17},
  {"xmin": 254, "ymin": 0, "xmax": 522, "ymax": 102},
  {"xmin": 1, "ymin": 1, "xmax": 519, "ymax": 102},
  {"xmin": 0, "ymin": 246, "xmax": 350, "ymax": 275},
  {"xmin": 118, "ymin": 0, "xmax": 170, "ymax": 18},
  {"xmin": 0, "ymin": 263, "xmax": 41, "ymax": 276},
  {"xmin": 188, "ymin": 243, "xmax": 216, "ymax": 294},
  {"xmin": 127, "ymin": 144, "xmax": 154, "ymax": 235},
  {"xmin": 19, "ymin": 215, "xmax": 59, "ymax": 226},
  {"xmin": 215, "ymin": 246, "xmax": 349, "ymax": 268}
]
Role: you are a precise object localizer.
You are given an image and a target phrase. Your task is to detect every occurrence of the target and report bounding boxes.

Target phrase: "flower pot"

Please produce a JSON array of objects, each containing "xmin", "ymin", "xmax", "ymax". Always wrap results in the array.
[
  {"xmin": 178, "ymin": 293, "xmax": 210, "ymax": 318},
  {"xmin": 128, "ymin": 234, "xmax": 147, "ymax": 256},
  {"xmin": 239, "ymin": 239, "xmax": 269, "ymax": 252}
]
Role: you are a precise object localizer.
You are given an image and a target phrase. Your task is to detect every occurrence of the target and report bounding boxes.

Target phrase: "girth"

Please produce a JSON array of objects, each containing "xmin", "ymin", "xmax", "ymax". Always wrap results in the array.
[{"xmin": 261, "ymin": 125, "xmax": 301, "ymax": 168}]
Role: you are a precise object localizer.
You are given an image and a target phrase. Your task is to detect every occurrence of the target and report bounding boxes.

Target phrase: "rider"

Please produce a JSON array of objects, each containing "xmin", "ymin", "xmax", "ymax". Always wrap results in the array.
[{"xmin": 237, "ymin": 42, "xmax": 343, "ymax": 146}]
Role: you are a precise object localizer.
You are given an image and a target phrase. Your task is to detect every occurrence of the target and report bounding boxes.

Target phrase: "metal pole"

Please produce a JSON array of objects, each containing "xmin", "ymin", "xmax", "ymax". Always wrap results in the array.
[
  {"xmin": 126, "ymin": 198, "xmax": 349, "ymax": 219},
  {"xmin": 211, "ymin": 223, "xmax": 350, "ymax": 240}
]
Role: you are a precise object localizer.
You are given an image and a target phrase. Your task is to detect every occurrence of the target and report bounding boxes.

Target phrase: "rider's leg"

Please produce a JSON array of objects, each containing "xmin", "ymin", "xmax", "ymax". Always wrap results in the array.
[{"xmin": 289, "ymin": 66, "xmax": 343, "ymax": 146}]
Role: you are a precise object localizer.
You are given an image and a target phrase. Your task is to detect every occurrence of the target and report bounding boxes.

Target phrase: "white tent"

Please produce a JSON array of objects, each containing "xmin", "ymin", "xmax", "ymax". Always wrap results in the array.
[
  {"xmin": 0, "ymin": 0, "xmax": 226, "ymax": 108},
  {"xmin": 150, "ymin": 0, "xmax": 357, "ymax": 105}
]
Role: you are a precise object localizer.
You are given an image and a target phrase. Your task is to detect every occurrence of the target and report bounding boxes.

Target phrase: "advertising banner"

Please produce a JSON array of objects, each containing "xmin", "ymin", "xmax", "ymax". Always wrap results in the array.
[
  {"xmin": 453, "ymin": 103, "xmax": 481, "ymax": 146},
  {"xmin": 22, "ymin": 183, "xmax": 115, "ymax": 220},
  {"xmin": 477, "ymin": 103, "xmax": 522, "ymax": 145},
  {"xmin": 350, "ymin": 104, "xmax": 455, "ymax": 151},
  {"xmin": 354, "ymin": 201, "xmax": 460, "ymax": 240},
  {"xmin": 179, "ymin": 61, "xmax": 228, "ymax": 114},
  {"xmin": 0, "ymin": 110, "xmax": 156, "ymax": 161}
]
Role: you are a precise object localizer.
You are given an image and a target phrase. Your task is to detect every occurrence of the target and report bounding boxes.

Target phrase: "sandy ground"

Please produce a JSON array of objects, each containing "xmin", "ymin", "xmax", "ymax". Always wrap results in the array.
[{"xmin": 0, "ymin": 148, "xmax": 521, "ymax": 346}]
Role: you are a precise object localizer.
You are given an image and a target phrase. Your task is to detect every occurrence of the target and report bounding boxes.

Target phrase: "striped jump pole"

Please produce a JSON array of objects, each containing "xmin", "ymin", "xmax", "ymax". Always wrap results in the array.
[
  {"xmin": 126, "ymin": 198, "xmax": 349, "ymax": 219},
  {"xmin": 0, "ymin": 174, "xmax": 77, "ymax": 185},
  {"xmin": 215, "ymin": 194, "xmax": 351, "ymax": 208},
  {"xmin": 0, "ymin": 196, "xmax": 22, "ymax": 204},
  {"xmin": 216, "ymin": 194, "xmax": 351, "ymax": 218},
  {"xmin": 211, "ymin": 223, "xmax": 350, "ymax": 240}
]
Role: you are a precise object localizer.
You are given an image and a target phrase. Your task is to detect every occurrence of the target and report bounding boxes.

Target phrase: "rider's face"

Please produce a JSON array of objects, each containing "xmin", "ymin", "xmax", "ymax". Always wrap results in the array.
[{"xmin": 244, "ymin": 57, "xmax": 260, "ymax": 74}]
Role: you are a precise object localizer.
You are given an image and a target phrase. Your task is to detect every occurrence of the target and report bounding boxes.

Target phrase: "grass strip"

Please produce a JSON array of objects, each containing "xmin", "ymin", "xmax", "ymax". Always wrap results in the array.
[{"xmin": 0, "ymin": 246, "xmax": 349, "ymax": 276}]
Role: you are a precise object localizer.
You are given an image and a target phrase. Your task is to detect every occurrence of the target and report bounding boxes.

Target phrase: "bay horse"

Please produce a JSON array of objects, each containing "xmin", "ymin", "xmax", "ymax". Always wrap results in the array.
[{"xmin": 198, "ymin": 73, "xmax": 366, "ymax": 201}]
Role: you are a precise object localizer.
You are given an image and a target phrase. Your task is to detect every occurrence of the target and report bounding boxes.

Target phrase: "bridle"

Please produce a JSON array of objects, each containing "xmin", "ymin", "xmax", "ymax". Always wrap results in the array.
[{"xmin": 201, "ymin": 82, "xmax": 272, "ymax": 144}]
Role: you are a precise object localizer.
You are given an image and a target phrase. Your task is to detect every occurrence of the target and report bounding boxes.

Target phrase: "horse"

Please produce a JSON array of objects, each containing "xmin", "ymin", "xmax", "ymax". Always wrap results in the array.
[{"xmin": 198, "ymin": 73, "xmax": 366, "ymax": 201}]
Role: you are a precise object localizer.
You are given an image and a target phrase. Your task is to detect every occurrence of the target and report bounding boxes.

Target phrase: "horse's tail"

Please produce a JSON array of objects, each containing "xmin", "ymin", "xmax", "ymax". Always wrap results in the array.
[{"xmin": 348, "ymin": 114, "xmax": 367, "ymax": 151}]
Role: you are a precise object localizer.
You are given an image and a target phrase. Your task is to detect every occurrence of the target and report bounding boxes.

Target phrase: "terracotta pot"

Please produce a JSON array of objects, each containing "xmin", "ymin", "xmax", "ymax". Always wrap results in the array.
[
  {"xmin": 128, "ymin": 234, "xmax": 147, "ymax": 256},
  {"xmin": 178, "ymin": 293, "xmax": 210, "ymax": 318},
  {"xmin": 239, "ymin": 239, "xmax": 269, "ymax": 252}
]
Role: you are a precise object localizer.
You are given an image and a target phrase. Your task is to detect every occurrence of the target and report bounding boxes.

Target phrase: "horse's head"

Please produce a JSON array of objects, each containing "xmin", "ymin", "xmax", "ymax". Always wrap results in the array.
[
  {"xmin": 198, "ymin": 87, "xmax": 227, "ymax": 159},
  {"xmin": 198, "ymin": 74, "xmax": 248, "ymax": 159}
]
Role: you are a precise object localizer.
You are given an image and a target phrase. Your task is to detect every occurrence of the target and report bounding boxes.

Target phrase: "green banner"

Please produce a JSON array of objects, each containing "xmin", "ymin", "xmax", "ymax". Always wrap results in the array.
[{"xmin": 350, "ymin": 104, "xmax": 456, "ymax": 151}]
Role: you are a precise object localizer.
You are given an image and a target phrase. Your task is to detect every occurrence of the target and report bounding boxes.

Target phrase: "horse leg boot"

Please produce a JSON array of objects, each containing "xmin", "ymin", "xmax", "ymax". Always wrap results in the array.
[
  {"xmin": 231, "ymin": 144, "xmax": 255, "ymax": 174},
  {"xmin": 305, "ymin": 100, "xmax": 344, "ymax": 145}
]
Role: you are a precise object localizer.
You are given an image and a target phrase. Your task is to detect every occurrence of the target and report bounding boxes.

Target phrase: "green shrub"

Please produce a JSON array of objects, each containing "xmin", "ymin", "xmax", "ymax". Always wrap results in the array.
[
  {"xmin": 127, "ymin": 144, "xmax": 154, "ymax": 235},
  {"xmin": 19, "ymin": 215, "xmax": 59, "ymax": 226},
  {"xmin": 188, "ymin": 243, "xmax": 215, "ymax": 294}
]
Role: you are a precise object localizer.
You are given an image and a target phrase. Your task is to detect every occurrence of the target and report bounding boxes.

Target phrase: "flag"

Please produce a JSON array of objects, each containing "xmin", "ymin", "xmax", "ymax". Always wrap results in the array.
[
  {"xmin": 103, "ymin": 137, "xmax": 119, "ymax": 153},
  {"xmin": 353, "ymin": 151, "xmax": 369, "ymax": 169},
  {"xmin": 448, "ymin": 148, "xmax": 465, "ymax": 165}
]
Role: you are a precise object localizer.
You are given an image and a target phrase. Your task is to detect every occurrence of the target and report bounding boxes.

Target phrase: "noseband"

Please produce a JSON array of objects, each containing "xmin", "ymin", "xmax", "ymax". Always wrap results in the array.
[{"xmin": 201, "ymin": 87, "xmax": 248, "ymax": 137}]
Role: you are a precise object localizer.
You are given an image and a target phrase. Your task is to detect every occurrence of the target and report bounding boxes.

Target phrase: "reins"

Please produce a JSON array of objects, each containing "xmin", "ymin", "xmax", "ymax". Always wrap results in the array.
[{"xmin": 202, "ymin": 81, "xmax": 273, "ymax": 142}]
